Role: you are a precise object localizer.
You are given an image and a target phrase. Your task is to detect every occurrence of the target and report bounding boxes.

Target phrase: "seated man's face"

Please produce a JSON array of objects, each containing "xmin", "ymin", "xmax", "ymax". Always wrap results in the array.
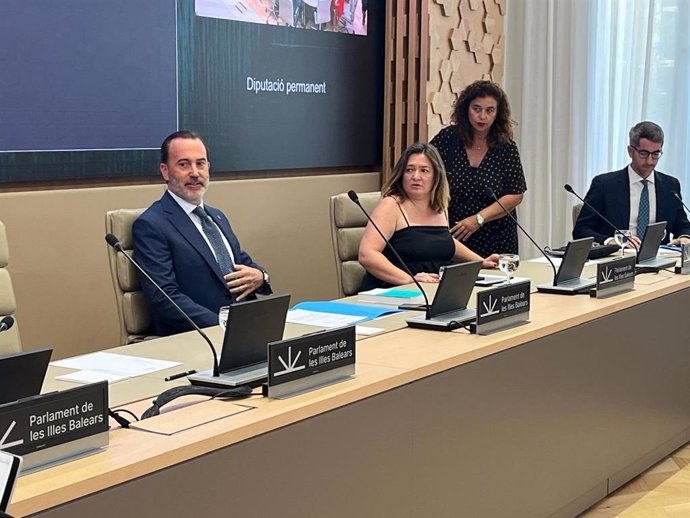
[
  {"xmin": 161, "ymin": 137, "xmax": 210, "ymax": 205},
  {"xmin": 628, "ymin": 137, "xmax": 662, "ymax": 179}
]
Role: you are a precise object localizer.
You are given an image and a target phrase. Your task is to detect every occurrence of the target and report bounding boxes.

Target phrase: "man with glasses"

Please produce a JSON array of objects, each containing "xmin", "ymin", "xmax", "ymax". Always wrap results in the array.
[
  {"xmin": 573, "ymin": 121, "xmax": 690, "ymax": 247},
  {"xmin": 133, "ymin": 130, "xmax": 272, "ymax": 336}
]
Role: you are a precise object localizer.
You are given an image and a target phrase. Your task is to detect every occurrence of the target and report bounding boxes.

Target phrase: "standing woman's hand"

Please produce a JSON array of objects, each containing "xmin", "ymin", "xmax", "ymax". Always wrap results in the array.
[{"xmin": 451, "ymin": 216, "xmax": 481, "ymax": 241}]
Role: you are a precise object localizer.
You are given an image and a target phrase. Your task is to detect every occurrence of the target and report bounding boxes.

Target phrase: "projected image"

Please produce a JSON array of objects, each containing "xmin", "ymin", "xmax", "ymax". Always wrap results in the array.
[
  {"xmin": 196, "ymin": 0, "xmax": 368, "ymax": 35},
  {"xmin": 0, "ymin": 0, "xmax": 382, "ymax": 182}
]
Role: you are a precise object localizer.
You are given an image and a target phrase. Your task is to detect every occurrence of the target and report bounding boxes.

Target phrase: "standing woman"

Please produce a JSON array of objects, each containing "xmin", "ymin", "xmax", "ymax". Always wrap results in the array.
[{"xmin": 430, "ymin": 80, "xmax": 526, "ymax": 257}]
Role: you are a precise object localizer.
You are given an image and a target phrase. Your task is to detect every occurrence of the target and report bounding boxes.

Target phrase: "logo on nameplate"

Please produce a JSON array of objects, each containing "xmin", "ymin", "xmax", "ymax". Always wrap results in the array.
[
  {"xmin": 593, "ymin": 256, "xmax": 635, "ymax": 298},
  {"xmin": 475, "ymin": 280, "xmax": 530, "ymax": 335},
  {"xmin": 267, "ymin": 326, "xmax": 356, "ymax": 398}
]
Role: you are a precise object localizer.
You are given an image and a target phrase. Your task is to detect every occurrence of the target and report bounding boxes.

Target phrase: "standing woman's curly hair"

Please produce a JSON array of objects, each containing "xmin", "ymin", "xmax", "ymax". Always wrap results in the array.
[{"xmin": 451, "ymin": 80, "xmax": 515, "ymax": 149}]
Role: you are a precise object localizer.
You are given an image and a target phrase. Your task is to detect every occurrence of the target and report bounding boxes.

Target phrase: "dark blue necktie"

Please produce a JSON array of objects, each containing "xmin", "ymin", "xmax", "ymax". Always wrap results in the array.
[
  {"xmin": 637, "ymin": 179, "xmax": 649, "ymax": 239},
  {"xmin": 193, "ymin": 206, "xmax": 234, "ymax": 275}
]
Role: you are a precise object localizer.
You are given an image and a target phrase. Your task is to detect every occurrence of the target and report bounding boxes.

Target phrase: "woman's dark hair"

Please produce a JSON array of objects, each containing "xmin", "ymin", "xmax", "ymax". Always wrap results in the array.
[
  {"xmin": 451, "ymin": 80, "xmax": 515, "ymax": 148},
  {"xmin": 382, "ymin": 143, "xmax": 449, "ymax": 213}
]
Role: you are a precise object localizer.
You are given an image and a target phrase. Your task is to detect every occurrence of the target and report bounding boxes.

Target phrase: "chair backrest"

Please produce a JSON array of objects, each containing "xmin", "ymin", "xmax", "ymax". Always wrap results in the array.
[
  {"xmin": 105, "ymin": 209, "xmax": 154, "ymax": 345},
  {"xmin": 0, "ymin": 221, "xmax": 21, "ymax": 355},
  {"xmin": 329, "ymin": 191, "xmax": 380, "ymax": 297},
  {"xmin": 572, "ymin": 203, "xmax": 583, "ymax": 227}
]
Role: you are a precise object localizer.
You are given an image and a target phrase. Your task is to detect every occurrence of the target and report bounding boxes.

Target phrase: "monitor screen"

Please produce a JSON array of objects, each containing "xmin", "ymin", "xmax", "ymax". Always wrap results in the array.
[{"xmin": 0, "ymin": 0, "xmax": 384, "ymax": 183}]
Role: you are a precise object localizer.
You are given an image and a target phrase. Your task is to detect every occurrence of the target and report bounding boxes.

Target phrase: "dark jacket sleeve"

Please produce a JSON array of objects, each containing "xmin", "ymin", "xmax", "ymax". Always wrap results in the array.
[
  {"xmin": 572, "ymin": 175, "xmax": 611, "ymax": 244},
  {"xmin": 215, "ymin": 211, "xmax": 273, "ymax": 296},
  {"xmin": 132, "ymin": 214, "xmax": 218, "ymax": 332},
  {"xmin": 667, "ymin": 176, "xmax": 690, "ymax": 238}
]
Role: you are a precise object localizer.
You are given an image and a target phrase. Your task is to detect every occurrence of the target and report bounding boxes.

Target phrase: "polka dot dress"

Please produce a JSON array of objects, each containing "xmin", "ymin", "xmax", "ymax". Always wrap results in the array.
[{"xmin": 431, "ymin": 125, "xmax": 527, "ymax": 257}]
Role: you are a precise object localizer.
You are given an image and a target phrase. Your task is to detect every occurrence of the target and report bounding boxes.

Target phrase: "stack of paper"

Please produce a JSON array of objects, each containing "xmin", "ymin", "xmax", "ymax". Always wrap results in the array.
[
  {"xmin": 357, "ymin": 288, "xmax": 425, "ymax": 306},
  {"xmin": 286, "ymin": 301, "xmax": 401, "ymax": 328},
  {"xmin": 51, "ymin": 352, "xmax": 182, "ymax": 384}
]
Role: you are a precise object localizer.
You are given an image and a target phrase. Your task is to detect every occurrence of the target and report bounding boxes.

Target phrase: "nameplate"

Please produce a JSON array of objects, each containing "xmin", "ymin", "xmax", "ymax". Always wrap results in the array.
[
  {"xmin": 675, "ymin": 243, "xmax": 690, "ymax": 275},
  {"xmin": 474, "ymin": 280, "xmax": 530, "ymax": 335},
  {"xmin": 267, "ymin": 326, "xmax": 356, "ymax": 399},
  {"xmin": 0, "ymin": 382, "xmax": 109, "ymax": 472},
  {"xmin": 591, "ymin": 256, "xmax": 635, "ymax": 298}
]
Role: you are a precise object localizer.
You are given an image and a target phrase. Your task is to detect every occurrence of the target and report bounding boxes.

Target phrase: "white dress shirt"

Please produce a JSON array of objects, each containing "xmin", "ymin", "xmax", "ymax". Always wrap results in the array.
[{"xmin": 167, "ymin": 190, "xmax": 237, "ymax": 266}]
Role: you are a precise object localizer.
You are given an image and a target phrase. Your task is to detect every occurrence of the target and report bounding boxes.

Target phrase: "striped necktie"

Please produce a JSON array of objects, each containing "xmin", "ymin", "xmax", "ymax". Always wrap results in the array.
[
  {"xmin": 193, "ymin": 206, "xmax": 235, "ymax": 275},
  {"xmin": 637, "ymin": 179, "xmax": 649, "ymax": 238}
]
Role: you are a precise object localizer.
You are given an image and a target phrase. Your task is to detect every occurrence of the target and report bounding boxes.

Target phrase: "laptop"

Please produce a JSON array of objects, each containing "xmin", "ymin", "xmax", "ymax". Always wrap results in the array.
[
  {"xmin": 636, "ymin": 221, "xmax": 676, "ymax": 270},
  {"xmin": 0, "ymin": 451, "xmax": 22, "ymax": 514},
  {"xmin": 538, "ymin": 237, "xmax": 596, "ymax": 294},
  {"xmin": 0, "ymin": 348, "xmax": 52, "ymax": 406},
  {"xmin": 406, "ymin": 260, "xmax": 482, "ymax": 331},
  {"xmin": 546, "ymin": 241, "xmax": 619, "ymax": 260},
  {"xmin": 188, "ymin": 294, "xmax": 291, "ymax": 388}
]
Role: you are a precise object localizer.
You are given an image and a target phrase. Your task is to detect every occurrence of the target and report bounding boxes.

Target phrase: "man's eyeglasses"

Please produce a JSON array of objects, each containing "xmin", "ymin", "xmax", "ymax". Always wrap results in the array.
[{"xmin": 631, "ymin": 145, "xmax": 663, "ymax": 160}]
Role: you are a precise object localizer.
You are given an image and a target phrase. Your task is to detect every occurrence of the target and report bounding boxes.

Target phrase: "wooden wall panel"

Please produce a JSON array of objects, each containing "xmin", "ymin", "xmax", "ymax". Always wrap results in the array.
[
  {"xmin": 383, "ymin": 0, "xmax": 428, "ymax": 180},
  {"xmin": 427, "ymin": 0, "xmax": 506, "ymax": 139}
]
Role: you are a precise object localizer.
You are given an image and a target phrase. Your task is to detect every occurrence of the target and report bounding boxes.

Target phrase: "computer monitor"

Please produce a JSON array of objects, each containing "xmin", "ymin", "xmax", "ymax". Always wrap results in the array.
[
  {"xmin": 0, "ymin": 451, "xmax": 21, "ymax": 514},
  {"xmin": 0, "ymin": 348, "xmax": 52, "ymax": 406}
]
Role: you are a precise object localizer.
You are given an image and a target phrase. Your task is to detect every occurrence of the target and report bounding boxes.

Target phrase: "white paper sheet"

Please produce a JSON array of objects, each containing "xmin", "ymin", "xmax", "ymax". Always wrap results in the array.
[
  {"xmin": 51, "ymin": 352, "xmax": 181, "ymax": 377},
  {"xmin": 55, "ymin": 370, "xmax": 129, "ymax": 384},
  {"xmin": 286, "ymin": 309, "xmax": 365, "ymax": 328},
  {"xmin": 355, "ymin": 325, "xmax": 386, "ymax": 336},
  {"xmin": 528, "ymin": 257, "xmax": 596, "ymax": 267}
]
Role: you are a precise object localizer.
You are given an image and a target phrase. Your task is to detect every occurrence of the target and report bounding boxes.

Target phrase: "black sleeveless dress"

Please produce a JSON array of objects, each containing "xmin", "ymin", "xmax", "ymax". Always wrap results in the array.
[{"xmin": 359, "ymin": 225, "xmax": 456, "ymax": 291}]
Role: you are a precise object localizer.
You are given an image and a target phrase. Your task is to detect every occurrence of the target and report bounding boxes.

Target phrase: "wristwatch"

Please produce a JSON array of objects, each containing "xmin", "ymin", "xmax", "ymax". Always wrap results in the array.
[
  {"xmin": 261, "ymin": 270, "xmax": 270, "ymax": 286},
  {"xmin": 476, "ymin": 213, "xmax": 485, "ymax": 227}
]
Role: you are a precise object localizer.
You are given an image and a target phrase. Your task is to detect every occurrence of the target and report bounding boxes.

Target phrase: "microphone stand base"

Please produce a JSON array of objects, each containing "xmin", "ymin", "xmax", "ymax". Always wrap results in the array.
[
  {"xmin": 536, "ymin": 278, "xmax": 596, "ymax": 295},
  {"xmin": 189, "ymin": 369, "xmax": 266, "ymax": 388}
]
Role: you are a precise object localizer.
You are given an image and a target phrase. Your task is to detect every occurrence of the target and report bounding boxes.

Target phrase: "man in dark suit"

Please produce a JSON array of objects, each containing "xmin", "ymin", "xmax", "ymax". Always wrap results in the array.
[
  {"xmin": 573, "ymin": 121, "xmax": 690, "ymax": 248},
  {"xmin": 133, "ymin": 131, "xmax": 271, "ymax": 336}
]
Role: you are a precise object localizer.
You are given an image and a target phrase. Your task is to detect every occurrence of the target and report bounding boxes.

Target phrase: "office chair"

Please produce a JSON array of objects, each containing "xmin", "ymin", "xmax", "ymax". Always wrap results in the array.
[
  {"xmin": 105, "ymin": 209, "xmax": 157, "ymax": 345},
  {"xmin": 0, "ymin": 220, "xmax": 21, "ymax": 355},
  {"xmin": 572, "ymin": 203, "xmax": 583, "ymax": 227},
  {"xmin": 329, "ymin": 191, "xmax": 380, "ymax": 297}
]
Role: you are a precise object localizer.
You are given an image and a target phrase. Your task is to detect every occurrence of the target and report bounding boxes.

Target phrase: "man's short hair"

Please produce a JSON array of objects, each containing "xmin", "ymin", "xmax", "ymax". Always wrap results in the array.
[
  {"xmin": 160, "ymin": 130, "xmax": 207, "ymax": 164},
  {"xmin": 629, "ymin": 121, "xmax": 664, "ymax": 147}
]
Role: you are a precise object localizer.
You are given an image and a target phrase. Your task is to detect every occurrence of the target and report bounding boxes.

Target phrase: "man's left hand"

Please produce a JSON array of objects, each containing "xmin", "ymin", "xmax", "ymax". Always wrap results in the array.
[
  {"xmin": 225, "ymin": 265, "xmax": 264, "ymax": 301},
  {"xmin": 670, "ymin": 236, "xmax": 690, "ymax": 246}
]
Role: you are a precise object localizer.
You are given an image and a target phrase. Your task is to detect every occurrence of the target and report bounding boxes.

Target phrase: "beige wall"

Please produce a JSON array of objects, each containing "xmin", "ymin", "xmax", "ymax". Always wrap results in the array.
[{"xmin": 0, "ymin": 172, "xmax": 379, "ymax": 359}]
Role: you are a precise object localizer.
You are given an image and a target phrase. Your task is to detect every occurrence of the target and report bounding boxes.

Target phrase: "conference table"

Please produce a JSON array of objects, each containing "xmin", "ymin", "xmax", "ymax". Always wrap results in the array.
[{"xmin": 10, "ymin": 258, "xmax": 690, "ymax": 518}]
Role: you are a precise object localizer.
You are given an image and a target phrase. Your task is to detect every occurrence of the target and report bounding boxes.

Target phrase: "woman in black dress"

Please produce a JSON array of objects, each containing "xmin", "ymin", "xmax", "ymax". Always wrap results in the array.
[
  {"xmin": 430, "ymin": 80, "xmax": 527, "ymax": 258},
  {"xmin": 358, "ymin": 143, "xmax": 499, "ymax": 291}
]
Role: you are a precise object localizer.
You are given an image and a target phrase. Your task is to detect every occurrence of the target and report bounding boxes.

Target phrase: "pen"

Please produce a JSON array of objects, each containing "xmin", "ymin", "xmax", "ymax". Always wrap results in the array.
[{"xmin": 164, "ymin": 369, "xmax": 197, "ymax": 382}]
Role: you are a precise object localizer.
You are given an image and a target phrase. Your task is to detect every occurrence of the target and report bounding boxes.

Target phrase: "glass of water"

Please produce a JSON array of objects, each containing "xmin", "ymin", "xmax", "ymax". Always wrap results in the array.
[
  {"xmin": 218, "ymin": 306, "xmax": 230, "ymax": 331},
  {"xmin": 498, "ymin": 254, "xmax": 520, "ymax": 284},
  {"xmin": 614, "ymin": 229, "xmax": 632, "ymax": 257}
]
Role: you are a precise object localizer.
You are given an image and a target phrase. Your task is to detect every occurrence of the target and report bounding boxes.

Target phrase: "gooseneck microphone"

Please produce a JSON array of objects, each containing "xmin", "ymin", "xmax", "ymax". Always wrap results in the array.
[
  {"xmin": 673, "ymin": 192, "xmax": 690, "ymax": 215},
  {"xmin": 564, "ymin": 184, "xmax": 639, "ymax": 254},
  {"xmin": 485, "ymin": 187, "xmax": 559, "ymax": 284},
  {"xmin": 347, "ymin": 190, "xmax": 431, "ymax": 319},
  {"xmin": 564, "ymin": 184, "xmax": 625, "ymax": 236},
  {"xmin": 0, "ymin": 316, "xmax": 14, "ymax": 333},
  {"xmin": 105, "ymin": 233, "xmax": 220, "ymax": 377}
]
